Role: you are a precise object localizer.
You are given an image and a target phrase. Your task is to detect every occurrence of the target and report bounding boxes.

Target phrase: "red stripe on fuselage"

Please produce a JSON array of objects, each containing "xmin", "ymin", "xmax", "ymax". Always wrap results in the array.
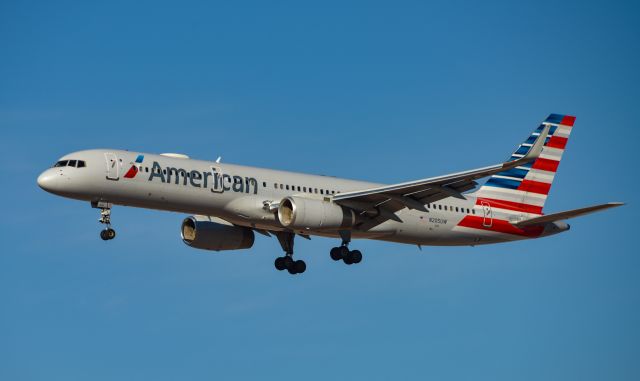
[
  {"xmin": 518, "ymin": 179, "xmax": 551, "ymax": 195},
  {"xmin": 476, "ymin": 198, "xmax": 543, "ymax": 215},
  {"xmin": 457, "ymin": 216, "xmax": 544, "ymax": 237},
  {"xmin": 531, "ymin": 158, "xmax": 559, "ymax": 172}
]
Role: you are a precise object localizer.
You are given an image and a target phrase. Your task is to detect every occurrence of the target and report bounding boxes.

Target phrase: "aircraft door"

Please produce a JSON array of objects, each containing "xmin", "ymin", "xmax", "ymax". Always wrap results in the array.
[
  {"xmin": 211, "ymin": 165, "xmax": 224, "ymax": 193},
  {"xmin": 481, "ymin": 201, "xmax": 493, "ymax": 227},
  {"xmin": 105, "ymin": 152, "xmax": 119, "ymax": 180}
]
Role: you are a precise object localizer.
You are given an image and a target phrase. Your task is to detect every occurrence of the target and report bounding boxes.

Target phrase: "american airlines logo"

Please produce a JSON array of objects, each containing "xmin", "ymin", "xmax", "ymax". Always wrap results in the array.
[
  {"xmin": 147, "ymin": 161, "xmax": 259, "ymax": 194},
  {"xmin": 123, "ymin": 155, "xmax": 145, "ymax": 179}
]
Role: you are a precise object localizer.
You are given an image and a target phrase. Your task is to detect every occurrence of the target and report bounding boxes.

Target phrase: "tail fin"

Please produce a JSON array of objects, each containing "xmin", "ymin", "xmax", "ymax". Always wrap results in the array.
[{"xmin": 474, "ymin": 114, "xmax": 576, "ymax": 215}]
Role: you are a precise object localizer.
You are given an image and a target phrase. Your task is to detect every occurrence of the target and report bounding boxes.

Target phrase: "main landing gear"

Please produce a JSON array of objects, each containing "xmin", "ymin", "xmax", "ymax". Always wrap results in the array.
[
  {"xmin": 93, "ymin": 201, "xmax": 116, "ymax": 241},
  {"xmin": 330, "ymin": 231, "xmax": 363, "ymax": 265},
  {"xmin": 274, "ymin": 232, "xmax": 306, "ymax": 275}
]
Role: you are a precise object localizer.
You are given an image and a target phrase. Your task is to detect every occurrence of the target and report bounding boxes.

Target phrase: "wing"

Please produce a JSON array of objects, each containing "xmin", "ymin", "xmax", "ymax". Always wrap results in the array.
[
  {"xmin": 333, "ymin": 125, "xmax": 551, "ymax": 223},
  {"xmin": 513, "ymin": 202, "xmax": 624, "ymax": 227}
]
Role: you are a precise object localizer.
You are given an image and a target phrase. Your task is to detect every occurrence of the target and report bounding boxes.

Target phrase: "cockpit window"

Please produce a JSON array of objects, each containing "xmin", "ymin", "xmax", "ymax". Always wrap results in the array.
[{"xmin": 53, "ymin": 159, "xmax": 87, "ymax": 168}]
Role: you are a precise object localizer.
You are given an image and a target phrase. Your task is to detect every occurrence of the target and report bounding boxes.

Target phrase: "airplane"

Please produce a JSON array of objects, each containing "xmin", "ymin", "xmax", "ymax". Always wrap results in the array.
[{"xmin": 37, "ymin": 114, "xmax": 623, "ymax": 275}]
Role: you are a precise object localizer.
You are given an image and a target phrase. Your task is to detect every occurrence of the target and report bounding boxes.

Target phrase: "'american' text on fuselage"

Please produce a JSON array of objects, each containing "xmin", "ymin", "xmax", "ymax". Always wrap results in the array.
[{"xmin": 148, "ymin": 161, "xmax": 258, "ymax": 194}]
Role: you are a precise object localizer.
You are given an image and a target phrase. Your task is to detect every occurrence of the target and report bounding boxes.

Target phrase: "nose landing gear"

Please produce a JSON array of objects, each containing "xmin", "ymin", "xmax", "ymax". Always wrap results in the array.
[{"xmin": 92, "ymin": 201, "xmax": 116, "ymax": 241}]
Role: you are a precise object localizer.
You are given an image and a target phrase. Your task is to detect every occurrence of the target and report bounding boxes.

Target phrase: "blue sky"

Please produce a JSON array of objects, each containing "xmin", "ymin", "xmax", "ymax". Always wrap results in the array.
[{"xmin": 1, "ymin": 0, "xmax": 638, "ymax": 380}]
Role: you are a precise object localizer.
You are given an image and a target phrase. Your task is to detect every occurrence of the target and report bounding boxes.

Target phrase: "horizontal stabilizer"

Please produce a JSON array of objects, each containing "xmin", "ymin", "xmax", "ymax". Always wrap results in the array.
[{"xmin": 514, "ymin": 202, "xmax": 624, "ymax": 227}]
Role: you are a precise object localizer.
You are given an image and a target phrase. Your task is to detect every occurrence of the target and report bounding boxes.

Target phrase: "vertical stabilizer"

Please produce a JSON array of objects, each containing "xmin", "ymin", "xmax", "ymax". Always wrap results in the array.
[{"xmin": 473, "ymin": 114, "xmax": 576, "ymax": 215}]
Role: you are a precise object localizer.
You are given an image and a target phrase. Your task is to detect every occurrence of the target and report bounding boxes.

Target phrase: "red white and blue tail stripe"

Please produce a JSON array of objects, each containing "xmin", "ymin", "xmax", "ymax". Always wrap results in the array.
[{"xmin": 473, "ymin": 114, "xmax": 576, "ymax": 216}]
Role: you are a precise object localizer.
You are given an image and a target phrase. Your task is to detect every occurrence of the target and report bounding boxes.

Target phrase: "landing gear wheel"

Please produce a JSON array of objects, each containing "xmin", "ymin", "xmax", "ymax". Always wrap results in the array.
[
  {"xmin": 283, "ymin": 255, "xmax": 294, "ymax": 270},
  {"xmin": 94, "ymin": 202, "xmax": 116, "ymax": 241},
  {"xmin": 339, "ymin": 246, "xmax": 349, "ymax": 258},
  {"xmin": 350, "ymin": 250, "xmax": 362, "ymax": 264},
  {"xmin": 330, "ymin": 247, "xmax": 342, "ymax": 261},
  {"xmin": 294, "ymin": 260, "xmax": 306, "ymax": 274},
  {"xmin": 274, "ymin": 232, "xmax": 307, "ymax": 275},
  {"xmin": 343, "ymin": 253, "xmax": 354, "ymax": 265},
  {"xmin": 274, "ymin": 257, "xmax": 286, "ymax": 271}
]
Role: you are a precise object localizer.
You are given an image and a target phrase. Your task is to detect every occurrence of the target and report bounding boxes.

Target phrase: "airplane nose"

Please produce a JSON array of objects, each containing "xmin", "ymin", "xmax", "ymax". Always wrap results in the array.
[{"xmin": 37, "ymin": 170, "xmax": 61, "ymax": 193}]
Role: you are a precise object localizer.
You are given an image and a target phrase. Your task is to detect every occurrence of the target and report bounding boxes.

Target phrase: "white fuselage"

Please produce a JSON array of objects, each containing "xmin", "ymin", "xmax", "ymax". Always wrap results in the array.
[{"xmin": 37, "ymin": 149, "xmax": 561, "ymax": 247}]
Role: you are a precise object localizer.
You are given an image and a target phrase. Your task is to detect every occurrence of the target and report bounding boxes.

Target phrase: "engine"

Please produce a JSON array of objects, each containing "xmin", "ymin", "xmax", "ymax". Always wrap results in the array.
[
  {"xmin": 181, "ymin": 216, "xmax": 255, "ymax": 251},
  {"xmin": 277, "ymin": 196, "xmax": 356, "ymax": 230}
]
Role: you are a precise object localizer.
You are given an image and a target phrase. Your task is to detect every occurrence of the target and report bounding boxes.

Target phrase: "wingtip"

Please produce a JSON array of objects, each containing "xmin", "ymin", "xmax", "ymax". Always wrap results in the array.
[{"xmin": 523, "ymin": 124, "xmax": 550, "ymax": 161}]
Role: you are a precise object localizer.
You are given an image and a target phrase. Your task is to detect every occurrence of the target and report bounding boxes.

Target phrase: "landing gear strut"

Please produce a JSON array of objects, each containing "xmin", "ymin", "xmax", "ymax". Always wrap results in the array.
[
  {"xmin": 330, "ymin": 230, "xmax": 362, "ymax": 265},
  {"xmin": 274, "ymin": 231, "xmax": 306, "ymax": 275},
  {"xmin": 93, "ymin": 201, "xmax": 116, "ymax": 241}
]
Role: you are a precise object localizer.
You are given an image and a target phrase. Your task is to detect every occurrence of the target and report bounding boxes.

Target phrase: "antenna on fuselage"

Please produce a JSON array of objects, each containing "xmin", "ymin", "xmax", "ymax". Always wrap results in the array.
[{"xmin": 216, "ymin": 156, "xmax": 222, "ymax": 163}]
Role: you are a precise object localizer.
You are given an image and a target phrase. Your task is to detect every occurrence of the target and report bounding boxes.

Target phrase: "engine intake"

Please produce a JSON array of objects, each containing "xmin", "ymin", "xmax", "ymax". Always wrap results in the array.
[
  {"xmin": 277, "ymin": 196, "xmax": 356, "ymax": 230},
  {"xmin": 181, "ymin": 216, "xmax": 255, "ymax": 251}
]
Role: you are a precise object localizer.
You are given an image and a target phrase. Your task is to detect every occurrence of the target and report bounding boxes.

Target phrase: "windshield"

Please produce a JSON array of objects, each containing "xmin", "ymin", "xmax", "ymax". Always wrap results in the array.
[{"xmin": 52, "ymin": 160, "xmax": 86, "ymax": 168}]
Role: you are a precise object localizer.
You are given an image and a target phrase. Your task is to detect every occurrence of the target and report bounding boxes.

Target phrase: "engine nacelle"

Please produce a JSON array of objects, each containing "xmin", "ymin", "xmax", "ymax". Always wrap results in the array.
[
  {"xmin": 181, "ymin": 216, "xmax": 255, "ymax": 251},
  {"xmin": 277, "ymin": 196, "xmax": 356, "ymax": 230}
]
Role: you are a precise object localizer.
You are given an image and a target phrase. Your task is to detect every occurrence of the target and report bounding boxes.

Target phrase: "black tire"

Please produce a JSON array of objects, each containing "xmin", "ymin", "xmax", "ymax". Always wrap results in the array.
[
  {"xmin": 274, "ymin": 257, "xmax": 286, "ymax": 271},
  {"xmin": 330, "ymin": 247, "xmax": 342, "ymax": 261},
  {"xmin": 343, "ymin": 253, "xmax": 354, "ymax": 265},
  {"xmin": 283, "ymin": 255, "xmax": 294, "ymax": 269},
  {"xmin": 287, "ymin": 266, "xmax": 298, "ymax": 275},
  {"xmin": 294, "ymin": 260, "xmax": 306, "ymax": 274},
  {"xmin": 350, "ymin": 250, "xmax": 362, "ymax": 264},
  {"xmin": 107, "ymin": 228, "xmax": 116, "ymax": 240},
  {"xmin": 100, "ymin": 230, "xmax": 109, "ymax": 241}
]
